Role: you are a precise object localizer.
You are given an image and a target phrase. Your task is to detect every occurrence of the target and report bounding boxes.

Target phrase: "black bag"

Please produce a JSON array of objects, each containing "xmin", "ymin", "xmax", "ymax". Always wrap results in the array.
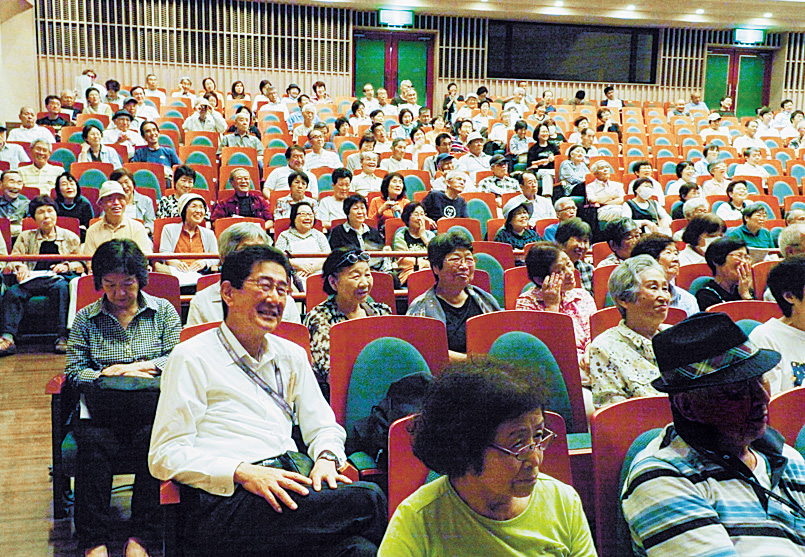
[
  {"xmin": 347, "ymin": 372, "xmax": 432, "ymax": 470},
  {"xmin": 81, "ymin": 375, "xmax": 161, "ymax": 426}
]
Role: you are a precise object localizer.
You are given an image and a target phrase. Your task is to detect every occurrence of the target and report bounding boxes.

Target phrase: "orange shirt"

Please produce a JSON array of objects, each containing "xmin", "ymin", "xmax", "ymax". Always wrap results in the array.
[
  {"xmin": 175, "ymin": 226, "xmax": 205, "ymax": 265},
  {"xmin": 368, "ymin": 196, "xmax": 410, "ymax": 221}
]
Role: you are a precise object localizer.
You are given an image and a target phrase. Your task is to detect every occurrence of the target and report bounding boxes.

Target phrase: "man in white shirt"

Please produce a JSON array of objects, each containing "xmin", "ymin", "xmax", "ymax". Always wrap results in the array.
[
  {"xmin": 601, "ymin": 86, "xmax": 624, "ymax": 109},
  {"xmin": 345, "ymin": 135, "xmax": 376, "ymax": 173},
  {"xmin": 144, "ymin": 74, "xmax": 166, "ymax": 105},
  {"xmin": 684, "ymin": 90, "xmax": 708, "ymax": 113},
  {"xmin": 359, "ymin": 83, "xmax": 379, "ymax": 113},
  {"xmin": 8, "ymin": 107, "xmax": 55, "ymax": 145},
  {"xmin": 316, "ymin": 168, "xmax": 352, "ymax": 232},
  {"xmin": 0, "ymin": 124, "xmax": 30, "ymax": 169},
  {"xmin": 149, "ymin": 245, "xmax": 386, "ymax": 556},
  {"xmin": 773, "ymin": 99, "xmax": 795, "ymax": 131},
  {"xmin": 183, "ymin": 97, "xmax": 226, "ymax": 134},
  {"xmin": 170, "ymin": 76, "xmax": 196, "ymax": 102},
  {"xmin": 130, "ymin": 86, "xmax": 160, "ymax": 130},
  {"xmin": 380, "ymin": 138, "xmax": 415, "ymax": 172},
  {"xmin": 733, "ymin": 120, "xmax": 771, "ymax": 156},
  {"xmin": 503, "ymin": 88, "xmax": 528, "ymax": 119},
  {"xmin": 18, "ymin": 139, "xmax": 63, "ymax": 194},
  {"xmin": 351, "ymin": 152, "xmax": 382, "ymax": 197},
  {"xmin": 370, "ymin": 123, "xmax": 392, "ymax": 154},
  {"xmin": 397, "ymin": 88, "xmax": 421, "ymax": 118},
  {"xmin": 423, "ymin": 133, "xmax": 453, "ymax": 179},
  {"xmin": 692, "ymin": 145, "xmax": 720, "ymax": 178},
  {"xmin": 700, "ymin": 113, "xmax": 730, "ymax": 143},
  {"xmin": 102, "ymin": 110, "xmax": 146, "ymax": 157},
  {"xmin": 376, "ymin": 88, "xmax": 397, "ymax": 117},
  {"xmin": 304, "ymin": 129, "xmax": 341, "ymax": 171},
  {"xmin": 263, "ymin": 145, "xmax": 319, "ymax": 198},
  {"xmin": 258, "ymin": 86, "xmax": 289, "ymax": 119},
  {"xmin": 457, "ymin": 131, "xmax": 490, "ymax": 184},
  {"xmin": 291, "ymin": 104, "xmax": 317, "ymax": 142},
  {"xmin": 501, "ymin": 170, "xmax": 556, "ymax": 226}
]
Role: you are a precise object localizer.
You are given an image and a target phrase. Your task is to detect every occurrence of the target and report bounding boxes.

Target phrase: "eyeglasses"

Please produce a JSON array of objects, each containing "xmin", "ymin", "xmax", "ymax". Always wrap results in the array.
[
  {"xmin": 336, "ymin": 251, "xmax": 370, "ymax": 269},
  {"xmin": 490, "ymin": 429, "xmax": 556, "ymax": 461},
  {"xmin": 243, "ymin": 278, "xmax": 289, "ymax": 297},
  {"xmin": 444, "ymin": 254, "xmax": 476, "ymax": 267}
]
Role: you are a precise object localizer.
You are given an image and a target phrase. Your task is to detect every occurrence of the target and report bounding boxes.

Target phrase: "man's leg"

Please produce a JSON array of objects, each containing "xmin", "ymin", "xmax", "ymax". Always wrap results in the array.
[
  {"xmin": 48, "ymin": 276, "xmax": 71, "ymax": 338},
  {"xmin": 0, "ymin": 282, "xmax": 31, "ymax": 340},
  {"xmin": 185, "ymin": 480, "xmax": 387, "ymax": 556}
]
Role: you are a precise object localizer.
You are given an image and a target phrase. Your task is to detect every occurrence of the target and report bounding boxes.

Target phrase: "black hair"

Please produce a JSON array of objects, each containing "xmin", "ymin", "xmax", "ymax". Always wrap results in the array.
[
  {"xmin": 412, "ymin": 358, "xmax": 547, "ymax": 477},
  {"xmin": 476, "ymin": 86, "xmax": 488, "ymax": 96},
  {"xmin": 331, "ymin": 167, "xmax": 353, "ymax": 183},
  {"xmin": 681, "ymin": 214, "xmax": 726, "ymax": 247},
  {"xmin": 28, "ymin": 194, "xmax": 58, "ymax": 218},
  {"xmin": 573, "ymin": 116, "xmax": 588, "ymax": 127},
  {"xmin": 230, "ymin": 80, "xmax": 246, "ymax": 99},
  {"xmin": 703, "ymin": 144, "xmax": 720, "ymax": 157},
  {"xmin": 334, "ymin": 117, "xmax": 350, "ymax": 134},
  {"xmin": 435, "ymin": 132, "xmax": 452, "ymax": 147},
  {"xmin": 604, "ymin": 218, "xmax": 638, "ymax": 248},
  {"xmin": 604, "ymin": 86, "xmax": 614, "ymax": 94},
  {"xmin": 289, "ymin": 200, "xmax": 316, "ymax": 230},
  {"xmin": 514, "ymin": 120, "xmax": 528, "ymax": 132},
  {"xmin": 768, "ymin": 255, "xmax": 805, "ymax": 317},
  {"xmin": 632, "ymin": 160, "xmax": 651, "ymax": 175},
  {"xmin": 505, "ymin": 202, "xmax": 531, "ymax": 231},
  {"xmin": 321, "ymin": 247, "xmax": 367, "ymax": 296},
  {"xmin": 380, "ymin": 172, "xmax": 407, "ymax": 201},
  {"xmin": 555, "ymin": 217, "xmax": 591, "ymax": 244},
  {"xmin": 726, "ymin": 179, "xmax": 748, "ymax": 198},
  {"xmin": 287, "ymin": 169, "xmax": 309, "ymax": 189},
  {"xmin": 343, "ymin": 193, "xmax": 368, "ymax": 215},
  {"xmin": 358, "ymin": 134, "xmax": 376, "ymax": 148},
  {"xmin": 54, "ymin": 171, "xmax": 81, "ymax": 203},
  {"xmin": 173, "ymin": 165, "xmax": 196, "ymax": 185},
  {"xmin": 351, "ymin": 100, "xmax": 364, "ymax": 115},
  {"xmin": 675, "ymin": 161, "xmax": 694, "ymax": 178},
  {"xmin": 704, "ymin": 237, "xmax": 747, "ymax": 275},
  {"xmin": 92, "ymin": 239, "xmax": 149, "ymax": 290},
  {"xmin": 428, "ymin": 230, "xmax": 473, "ymax": 273},
  {"xmin": 631, "ymin": 233, "xmax": 675, "ymax": 261},
  {"xmin": 105, "ymin": 80, "xmax": 120, "ymax": 92},
  {"xmin": 221, "ymin": 244, "xmax": 291, "ymax": 290},
  {"xmin": 45, "ymin": 95, "xmax": 60, "ymax": 106},
  {"xmin": 401, "ymin": 201, "xmax": 424, "ymax": 227},
  {"xmin": 81, "ymin": 123, "xmax": 103, "ymax": 141},
  {"xmin": 679, "ymin": 184, "xmax": 700, "ymax": 201},
  {"xmin": 398, "ymin": 108, "xmax": 413, "ymax": 124},
  {"xmin": 525, "ymin": 242, "xmax": 562, "ymax": 284}
]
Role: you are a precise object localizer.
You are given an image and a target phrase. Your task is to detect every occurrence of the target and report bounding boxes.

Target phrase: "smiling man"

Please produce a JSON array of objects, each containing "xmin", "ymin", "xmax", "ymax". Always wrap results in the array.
[
  {"xmin": 18, "ymin": 139, "xmax": 64, "ymax": 194},
  {"xmin": 83, "ymin": 180, "xmax": 152, "ymax": 260},
  {"xmin": 622, "ymin": 312, "xmax": 805, "ymax": 556},
  {"xmin": 149, "ymin": 245, "xmax": 386, "ymax": 555}
]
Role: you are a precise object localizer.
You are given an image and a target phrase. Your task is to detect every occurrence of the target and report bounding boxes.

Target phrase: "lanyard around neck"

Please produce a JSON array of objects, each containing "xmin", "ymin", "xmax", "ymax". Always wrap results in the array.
[{"xmin": 216, "ymin": 327, "xmax": 296, "ymax": 424}]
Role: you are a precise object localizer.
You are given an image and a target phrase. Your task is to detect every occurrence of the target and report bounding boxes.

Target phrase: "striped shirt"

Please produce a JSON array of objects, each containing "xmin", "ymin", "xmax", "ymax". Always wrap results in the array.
[{"xmin": 622, "ymin": 425, "xmax": 805, "ymax": 556}]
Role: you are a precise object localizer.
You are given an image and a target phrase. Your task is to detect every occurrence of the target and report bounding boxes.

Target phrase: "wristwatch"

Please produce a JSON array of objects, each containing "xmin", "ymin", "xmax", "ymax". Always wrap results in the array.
[{"xmin": 317, "ymin": 450, "xmax": 345, "ymax": 470}]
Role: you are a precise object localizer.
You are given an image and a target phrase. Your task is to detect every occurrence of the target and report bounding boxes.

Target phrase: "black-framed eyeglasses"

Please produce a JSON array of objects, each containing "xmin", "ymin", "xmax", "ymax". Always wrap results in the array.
[
  {"xmin": 490, "ymin": 428, "xmax": 556, "ymax": 461},
  {"xmin": 336, "ymin": 250, "xmax": 370, "ymax": 269}
]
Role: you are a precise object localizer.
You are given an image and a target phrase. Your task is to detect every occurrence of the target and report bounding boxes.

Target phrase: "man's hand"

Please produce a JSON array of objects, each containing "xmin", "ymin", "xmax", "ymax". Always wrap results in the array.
[
  {"xmin": 310, "ymin": 458, "xmax": 351, "ymax": 492},
  {"xmin": 234, "ymin": 463, "xmax": 312, "ymax": 513}
]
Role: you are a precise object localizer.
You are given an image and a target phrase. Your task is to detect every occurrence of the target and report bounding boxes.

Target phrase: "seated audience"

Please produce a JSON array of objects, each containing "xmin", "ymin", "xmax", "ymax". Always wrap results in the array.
[
  {"xmin": 733, "ymin": 119, "xmax": 770, "ymax": 157},
  {"xmin": 626, "ymin": 161, "xmax": 664, "ymax": 206},
  {"xmin": 701, "ymin": 160, "xmax": 729, "ymax": 197},
  {"xmin": 494, "ymin": 202, "xmax": 541, "ymax": 257},
  {"xmin": 379, "ymin": 358, "xmax": 595, "ymax": 556},
  {"xmin": 631, "ymin": 233, "xmax": 699, "ymax": 316},
  {"xmin": 211, "ymin": 167, "xmax": 272, "ymax": 227},
  {"xmin": 733, "ymin": 147, "xmax": 771, "ymax": 190},
  {"xmin": 596, "ymin": 217, "xmax": 641, "ymax": 268},
  {"xmin": 156, "ymin": 193, "xmax": 218, "ymax": 277},
  {"xmin": 407, "ymin": 230, "xmax": 501, "ymax": 361},
  {"xmin": 589, "ymin": 255, "xmax": 669, "ymax": 408},
  {"xmin": 679, "ymin": 213, "xmax": 726, "ymax": 266},
  {"xmin": 556, "ymin": 145, "xmax": 589, "ymax": 201},
  {"xmin": 83, "ymin": 87, "xmax": 112, "ymax": 118},
  {"xmin": 345, "ymin": 134, "xmax": 376, "ymax": 173},
  {"xmin": 316, "ymin": 167, "xmax": 351, "ymax": 232},
  {"xmin": 303, "ymin": 128, "xmax": 341, "ymax": 170},
  {"xmin": 381, "ymin": 138, "xmax": 416, "ymax": 172},
  {"xmin": 624, "ymin": 177, "xmax": 672, "ymax": 234},
  {"xmin": 219, "ymin": 111, "xmax": 264, "ymax": 173},
  {"xmin": 555, "ymin": 217, "xmax": 593, "ymax": 295},
  {"xmin": 8, "ymin": 106, "xmax": 55, "ymax": 144},
  {"xmin": 274, "ymin": 170, "xmax": 317, "ymax": 220},
  {"xmin": 67, "ymin": 239, "xmax": 181, "ymax": 557},
  {"xmin": 725, "ymin": 203, "xmax": 775, "ymax": 248},
  {"xmin": 477, "ymin": 154, "xmax": 520, "ymax": 199},
  {"xmin": 304, "ymin": 247, "xmax": 392, "ymax": 396},
  {"xmin": 84, "ymin": 181, "xmax": 152, "ymax": 259},
  {"xmin": 77, "ymin": 124, "xmax": 122, "ymax": 167},
  {"xmin": 0, "ymin": 123, "xmax": 30, "ymax": 169},
  {"xmin": 517, "ymin": 242, "xmax": 596, "ymax": 371},
  {"xmin": 369, "ymin": 172, "xmax": 410, "ymax": 228},
  {"xmin": 102, "ymin": 110, "xmax": 146, "ymax": 157},
  {"xmin": 110, "ymin": 168, "xmax": 156, "ymax": 235},
  {"xmin": 671, "ymin": 184, "xmax": 702, "ymax": 220},
  {"xmin": 36, "ymin": 95, "xmax": 72, "ymax": 135},
  {"xmin": 186, "ymin": 222, "xmax": 301, "ymax": 326},
  {"xmin": 665, "ymin": 161, "xmax": 697, "ymax": 198},
  {"xmin": 715, "ymin": 179, "xmax": 751, "ymax": 222},
  {"xmin": 393, "ymin": 201, "xmax": 435, "ymax": 286},
  {"xmin": 328, "ymin": 194, "xmax": 386, "ymax": 269},
  {"xmin": 182, "ymin": 97, "xmax": 226, "ymax": 133},
  {"xmin": 130, "ymin": 121, "xmax": 182, "ymax": 175},
  {"xmin": 351, "ymin": 151, "xmax": 383, "ymax": 197},
  {"xmin": 421, "ymin": 169, "xmax": 470, "ymax": 222},
  {"xmin": 275, "ymin": 200, "xmax": 330, "ymax": 282},
  {"xmin": 0, "ymin": 170, "xmax": 29, "ymax": 237},
  {"xmin": 149, "ymin": 245, "xmax": 385, "ymax": 556},
  {"xmin": 156, "ymin": 165, "xmax": 208, "ymax": 220},
  {"xmin": 693, "ymin": 144, "xmax": 720, "ymax": 178},
  {"xmin": 54, "ymin": 171, "xmax": 94, "ymax": 240},
  {"xmin": 502, "ymin": 171, "xmax": 557, "ymax": 226},
  {"xmin": 18, "ymin": 139, "xmax": 63, "ymax": 195},
  {"xmin": 695, "ymin": 237, "xmax": 754, "ymax": 310},
  {"xmin": 0, "ymin": 196, "xmax": 82, "ymax": 356},
  {"xmin": 586, "ymin": 161, "xmax": 625, "ymax": 223},
  {"xmin": 622, "ymin": 313, "xmax": 805, "ymax": 556}
]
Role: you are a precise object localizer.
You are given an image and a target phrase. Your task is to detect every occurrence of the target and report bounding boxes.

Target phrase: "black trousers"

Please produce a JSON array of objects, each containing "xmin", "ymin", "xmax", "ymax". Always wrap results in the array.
[
  {"xmin": 0, "ymin": 275, "xmax": 70, "ymax": 337},
  {"xmin": 182, "ymin": 481, "xmax": 388, "ymax": 556},
  {"xmin": 73, "ymin": 419, "xmax": 161, "ymax": 551}
]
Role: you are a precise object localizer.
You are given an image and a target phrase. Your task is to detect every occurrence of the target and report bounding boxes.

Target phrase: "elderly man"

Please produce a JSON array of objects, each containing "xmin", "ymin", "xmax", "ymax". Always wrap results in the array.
[
  {"xmin": 398, "ymin": 88, "xmax": 421, "ymax": 116},
  {"xmin": 350, "ymin": 151, "xmax": 382, "ymax": 197},
  {"xmin": 457, "ymin": 131, "xmax": 491, "ymax": 182},
  {"xmin": 0, "ymin": 195, "xmax": 82, "ymax": 357},
  {"xmin": 212, "ymin": 167, "xmax": 272, "ymax": 228},
  {"xmin": 503, "ymin": 88, "xmax": 528, "ymax": 119},
  {"xmin": 0, "ymin": 170, "xmax": 29, "ymax": 237},
  {"xmin": 291, "ymin": 103, "xmax": 318, "ymax": 142},
  {"xmin": 684, "ymin": 90, "xmax": 708, "ymax": 113},
  {"xmin": 18, "ymin": 139, "xmax": 63, "ymax": 195},
  {"xmin": 8, "ymin": 106, "xmax": 54, "ymax": 144},
  {"xmin": 263, "ymin": 145, "xmax": 319, "ymax": 197},
  {"xmin": 149, "ymin": 245, "xmax": 386, "ymax": 556},
  {"xmin": 669, "ymin": 99, "xmax": 689, "ymax": 117},
  {"xmin": 596, "ymin": 217, "xmax": 640, "ymax": 267},
  {"xmin": 477, "ymin": 154, "xmax": 520, "ymax": 201},
  {"xmin": 380, "ymin": 138, "xmax": 415, "ymax": 172},
  {"xmin": 422, "ymin": 169, "xmax": 470, "ymax": 222},
  {"xmin": 258, "ymin": 86, "xmax": 289, "ymax": 118},
  {"xmin": 587, "ymin": 161, "xmax": 625, "ymax": 223},
  {"xmin": 345, "ymin": 134, "xmax": 376, "ymax": 173},
  {"xmin": 392, "ymin": 79, "xmax": 412, "ymax": 106},
  {"xmin": 83, "ymin": 181, "xmax": 152, "ymax": 259},
  {"xmin": 102, "ymin": 110, "xmax": 146, "ymax": 157},
  {"xmin": 370, "ymin": 122, "xmax": 391, "ymax": 154},
  {"xmin": 543, "ymin": 197, "xmax": 578, "ymax": 242},
  {"xmin": 786, "ymin": 209, "xmax": 805, "ymax": 226},
  {"xmin": 0, "ymin": 124, "xmax": 30, "ymax": 170},
  {"xmin": 171, "ymin": 76, "xmax": 196, "ymax": 101},
  {"xmin": 359, "ymin": 83, "xmax": 379, "ymax": 113},
  {"xmin": 733, "ymin": 120, "xmax": 771, "ymax": 156},
  {"xmin": 700, "ymin": 113, "xmax": 730, "ymax": 143},
  {"xmin": 219, "ymin": 111, "xmax": 264, "ymax": 174},
  {"xmin": 144, "ymin": 73, "xmax": 166, "ymax": 104},
  {"xmin": 304, "ymin": 129, "xmax": 341, "ymax": 171},
  {"xmin": 58, "ymin": 89, "xmax": 81, "ymax": 120},
  {"xmin": 430, "ymin": 153, "xmax": 456, "ymax": 193},
  {"xmin": 502, "ymin": 171, "xmax": 556, "ymax": 226},
  {"xmin": 622, "ymin": 312, "xmax": 805, "ymax": 556},
  {"xmin": 183, "ymin": 97, "xmax": 226, "ymax": 133},
  {"xmin": 376, "ymin": 88, "xmax": 397, "ymax": 117},
  {"xmin": 555, "ymin": 217, "xmax": 593, "ymax": 294},
  {"xmin": 187, "ymin": 223, "xmax": 301, "ymax": 327},
  {"xmin": 759, "ymin": 223, "xmax": 805, "ymax": 303}
]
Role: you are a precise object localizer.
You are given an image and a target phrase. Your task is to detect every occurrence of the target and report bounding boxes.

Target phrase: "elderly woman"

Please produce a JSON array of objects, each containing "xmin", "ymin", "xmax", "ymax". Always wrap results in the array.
[
  {"xmin": 393, "ymin": 202, "xmax": 435, "ymax": 286},
  {"xmin": 516, "ymin": 243, "xmax": 596, "ymax": 371},
  {"xmin": 588, "ymin": 255, "xmax": 670, "ymax": 409},
  {"xmin": 54, "ymin": 171, "xmax": 94, "ymax": 240},
  {"xmin": 624, "ymin": 177, "xmax": 672, "ymax": 234},
  {"xmin": 0, "ymin": 195, "xmax": 83, "ymax": 356},
  {"xmin": 110, "ymin": 167, "xmax": 156, "ymax": 235},
  {"xmin": 715, "ymin": 180, "xmax": 751, "ymax": 222},
  {"xmin": 725, "ymin": 203, "xmax": 775, "ymax": 248},
  {"xmin": 702, "ymin": 160, "xmax": 730, "ymax": 197},
  {"xmin": 156, "ymin": 165, "xmax": 208, "ymax": 220},
  {"xmin": 695, "ymin": 237, "xmax": 754, "ymax": 310},
  {"xmin": 78, "ymin": 124, "xmax": 123, "ymax": 167},
  {"xmin": 275, "ymin": 200, "xmax": 330, "ymax": 282},
  {"xmin": 666, "ymin": 161, "xmax": 697, "ymax": 197},
  {"xmin": 494, "ymin": 202, "xmax": 541, "ymax": 258},
  {"xmin": 379, "ymin": 358, "xmax": 596, "ymax": 556},
  {"xmin": 304, "ymin": 247, "xmax": 392, "ymax": 397},
  {"xmin": 156, "ymin": 193, "xmax": 218, "ymax": 279},
  {"xmin": 407, "ymin": 231, "xmax": 501, "ymax": 361},
  {"xmin": 672, "ymin": 197, "xmax": 710, "ymax": 241},
  {"xmin": 556, "ymin": 145, "xmax": 589, "ymax": 201},
  {"xmin": 83, "ymin": 87, "xmax": 113, "ymax": 118},
  {"xmin": 369, "ymin": 172, "xmax": 410, "ymax": 226},
  {"xmin": 631, "ymin": 233, "xmax": 699, "ymax": 316},
  {"xmin": 679, "ymin": 213, "xmax": 726, "ymax": 266},
  {"xmin": 274, "ymin": 170, "xmax": 317, "ymax": 220},
  {"xmin": 596, "ymin": 217, "xmax": 641, "ymax": 268},
  {"xmin": 66, "ymin": 239, "xmax": 181, "ymax": 557}
]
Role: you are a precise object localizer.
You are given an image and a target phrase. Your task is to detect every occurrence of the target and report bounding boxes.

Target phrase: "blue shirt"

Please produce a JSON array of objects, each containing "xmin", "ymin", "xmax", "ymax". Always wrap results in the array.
[{"xmin": 131, "ymin": 146, "xmax": 181, "ymax": 168}]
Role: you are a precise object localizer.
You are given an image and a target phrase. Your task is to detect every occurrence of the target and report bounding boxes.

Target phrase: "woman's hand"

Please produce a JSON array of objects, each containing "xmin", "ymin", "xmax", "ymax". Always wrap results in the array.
[
  {"xmin": 187, "ymin": 260, "xmax": 206, "ymax": 272},
  {"xmin": 168, "ymin": 259, "xmax": 190, "ymax": 272},
  {"xmin": 50, "ymin": 262, "xmax": 70, "ymax": 274},
  {"xmin": 101, "ymin": 362, "xmax": 158, "ymax": 377},
  {"xmin": 14, "ymin": 266, "xmax": 29, "ymax": 283},
  {"xmin": 541, "ymin": 272, "xmax": 563, "ymax": 311},
  {"xmin": 737, "ymin": 260, "xmax": 753, "ymax": 299}
]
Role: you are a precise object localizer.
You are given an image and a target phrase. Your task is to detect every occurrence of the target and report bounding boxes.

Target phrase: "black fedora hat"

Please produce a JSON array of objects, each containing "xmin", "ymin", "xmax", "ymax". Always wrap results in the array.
[{"xmin": 651, "ymin": 312, "xmax": 780, "ymax": 393}]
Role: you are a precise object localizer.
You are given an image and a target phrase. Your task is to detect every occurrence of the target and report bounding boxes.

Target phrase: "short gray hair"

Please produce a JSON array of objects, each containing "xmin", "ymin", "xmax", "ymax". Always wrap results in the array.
[
  {"xmin": 591, "ymin": 160, "xmax": 612, "ymax": 174},
  {"xmin": 608, "ymin": 255, "xmax": 665, "ymax": 318},
  {"xmin": 31, "ymin": 138, "xmax": 52, "ymax": 152},
  {"xmin": 779, "ymin": 224, "xmax": 805, "ymax": 257},
  {"xmin": 554, "ymin": 196, "xmax": 575, "ymax": 211},
  {"xmin": 218, "ymin": 222, "xmax": 270, "ymax": 260},
  {"xmin": 682, "ymin": 197, "xmax": 709, "ymax": 220}
]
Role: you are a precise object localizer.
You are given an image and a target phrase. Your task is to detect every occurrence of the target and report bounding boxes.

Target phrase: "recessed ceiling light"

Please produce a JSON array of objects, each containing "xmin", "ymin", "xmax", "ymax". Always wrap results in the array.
[
  {"xmin": 555, "ymin": 0, "xmax": 564, "ymax": 6},
  {"xmin": 695, "ymin": 8, "xmax": 704, "ymax": 14},
  {"xmin": 626, "ymin": 4, "xmax": 636, "ymax": 10},
  {"xmin": 763, "ymin": 12, "xmax": 772, "ymax": 17}
]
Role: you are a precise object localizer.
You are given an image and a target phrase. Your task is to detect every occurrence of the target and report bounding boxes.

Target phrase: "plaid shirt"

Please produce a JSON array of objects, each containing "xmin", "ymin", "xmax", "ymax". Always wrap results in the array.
[
  {"xmin": 575, "ymin": 260, "xmax": 594, "ymax": 295},
  {"xmin": 65, "ymin": 291, "xmax": 181, "ymax": 385}
]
